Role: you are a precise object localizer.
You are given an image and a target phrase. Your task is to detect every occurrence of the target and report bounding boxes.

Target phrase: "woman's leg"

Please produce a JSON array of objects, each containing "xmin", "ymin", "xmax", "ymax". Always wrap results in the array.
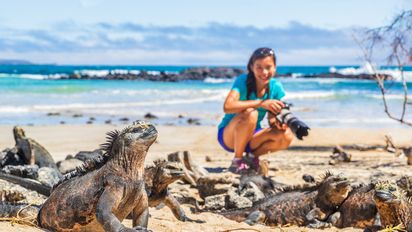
[
  {"xmin": 248, "ymin": 127, "xmax": 294, "ymax": 157},
  {"xmin": 222, "ymin": 108, "xmax": 258, "ymax": 158}
]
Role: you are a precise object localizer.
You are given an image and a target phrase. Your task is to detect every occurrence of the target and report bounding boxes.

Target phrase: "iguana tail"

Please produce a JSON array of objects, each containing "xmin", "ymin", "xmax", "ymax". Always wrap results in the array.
[
  {"xmin": 0, "ymin": 173, "xmax": 51, "ymax": 196},
  {"xmin": 0, "ymin": 202, "xmax": 39, "ymax": 219}
]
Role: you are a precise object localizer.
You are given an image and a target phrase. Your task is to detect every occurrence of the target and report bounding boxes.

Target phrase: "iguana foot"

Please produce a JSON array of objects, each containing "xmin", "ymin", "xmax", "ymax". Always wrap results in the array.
[{"xmin": 245, "ymin": 210, "xmax": 266, "ymax": 225}]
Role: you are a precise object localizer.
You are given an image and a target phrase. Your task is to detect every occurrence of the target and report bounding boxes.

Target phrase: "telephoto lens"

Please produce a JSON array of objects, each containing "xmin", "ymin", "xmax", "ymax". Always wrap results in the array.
[{"xmin": 275, "ymin": 103, "xmax": 310, "ymax": 140}]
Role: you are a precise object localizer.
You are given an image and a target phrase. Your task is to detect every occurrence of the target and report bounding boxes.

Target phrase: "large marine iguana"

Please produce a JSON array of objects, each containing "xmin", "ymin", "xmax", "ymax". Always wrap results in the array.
[
  {"xmin": 374, "ymin": 181, "xmax": 412, "ymax": 231},
  {"xmin": 37, "ymin": 120, "xmax": 157, "ymax": 232},
  {"xmin": 211, "ymin": 172, "xmax": 352, "ymax": 228},
  {"xmin": 0, "ymin": 157, "xmax": 201, "ymax": 223}
]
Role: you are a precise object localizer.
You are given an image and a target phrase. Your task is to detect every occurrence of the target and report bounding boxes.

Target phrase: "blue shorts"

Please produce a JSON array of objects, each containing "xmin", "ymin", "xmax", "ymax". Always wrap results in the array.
[{"xmin": 217, "ymin": 127, "xmax": 262, "ymax": 153}]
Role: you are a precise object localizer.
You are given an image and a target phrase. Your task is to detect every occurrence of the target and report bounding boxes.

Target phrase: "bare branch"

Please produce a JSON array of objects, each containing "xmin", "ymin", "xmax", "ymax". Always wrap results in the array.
[{"xmin": 355, "ymin": 10, "xmax": 412, "ymax": 126}]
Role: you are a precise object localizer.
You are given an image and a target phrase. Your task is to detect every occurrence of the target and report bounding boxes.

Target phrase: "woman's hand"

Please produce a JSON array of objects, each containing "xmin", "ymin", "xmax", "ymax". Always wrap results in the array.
[
  {"xmin": 268, "ymin": 112, "xmax": 288, "ymax": 131},
  {"xmin": 261, "ymin": 99, "xmax": 285, "ymax": 114},
  {"xmin": 273, "ymin": 119, "xmax": 288, "ymax": 131}
]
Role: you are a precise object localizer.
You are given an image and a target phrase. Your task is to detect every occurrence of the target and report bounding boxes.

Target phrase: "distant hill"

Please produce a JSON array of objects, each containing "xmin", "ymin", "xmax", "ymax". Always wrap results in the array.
[{"xmin": 0, "ymin": 59, "xmax": 33, "ymax": 65}]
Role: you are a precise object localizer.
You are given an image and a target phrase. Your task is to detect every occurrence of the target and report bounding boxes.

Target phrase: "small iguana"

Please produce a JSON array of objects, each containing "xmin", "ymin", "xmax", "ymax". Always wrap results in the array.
[
  {"xmin": 214, "ymin": 172, "xmax": 352, "ymax": 228},
  {"xmin": 144, "ymin": 159, "xmax": 204, "ymax": 223},
  {"xmin": 13, "ymin": 126, "xmax": 58, "ymax": 170}
]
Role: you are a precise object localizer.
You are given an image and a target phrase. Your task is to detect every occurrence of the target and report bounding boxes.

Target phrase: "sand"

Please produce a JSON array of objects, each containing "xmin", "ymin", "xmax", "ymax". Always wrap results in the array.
[{"xmin": 0, "ymin": 124, "xmax": 412, "ymax": 231}]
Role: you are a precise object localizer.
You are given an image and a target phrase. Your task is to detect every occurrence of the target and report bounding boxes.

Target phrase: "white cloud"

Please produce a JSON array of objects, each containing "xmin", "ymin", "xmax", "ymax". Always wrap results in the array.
[
  {"xmin": 0, "ymin": 49, "xmax": 246, "ymax": 65},
  {"xmin": 0, "ymin": 22, "xmax": 362, "ymax": 65}
]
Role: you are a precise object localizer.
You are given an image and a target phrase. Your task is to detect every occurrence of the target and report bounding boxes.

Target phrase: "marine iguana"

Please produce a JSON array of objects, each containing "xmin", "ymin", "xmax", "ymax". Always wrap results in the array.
[
  {"xmin": 213, "ymin": 172, "xmax": 351, "ymax": 228},
  {"xmin": 328, "ymin": 183, "xmax": 379, "ymax": 229},
  {"xmin": 374, "ymin": 181, "xmax": 412, "ymax": 231},
  {"xmin": 37, "ymin": 120, "xmax": 157, "ymax": 232},
  {"xmin": 0, "ymin": 156, "xmax": 201, "ymax": 223},
  {"xmin": 144, "ymin": 159, "xmax": 204, "ymax": 223},
  {"xmin": 12, "ymin": 126, "xmax": 58, "ymax": 170}
]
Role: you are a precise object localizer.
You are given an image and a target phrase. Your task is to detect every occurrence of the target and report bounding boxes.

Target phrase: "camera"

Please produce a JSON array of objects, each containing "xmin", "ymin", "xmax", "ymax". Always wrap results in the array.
[{"xmin": 273, "ymin": 103, "xmax": 310, "ymax": 140}]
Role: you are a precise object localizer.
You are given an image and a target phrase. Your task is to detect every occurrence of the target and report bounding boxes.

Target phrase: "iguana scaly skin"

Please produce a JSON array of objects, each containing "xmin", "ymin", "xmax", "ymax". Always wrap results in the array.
[
  {"xmin": 374, "ymin": 181, "xmax": 412, "ymax": 231},
  {"xmin": 329, "ymin": 183, "xmax": 378, "ymax": 229},
  {"xmin": 38, "ymin": 121, "xmax": 157, "ymax": 232},
  {"xmin": 144, "ymin": 159, "xmax": 204, "ymax": 223},
  {"xmin": 0, "ymin": 157, "xmax": 201, "ymax": 224},
  {"xmin": 217, "ymin": 172, "xmax": 351, "ymax": 228}
]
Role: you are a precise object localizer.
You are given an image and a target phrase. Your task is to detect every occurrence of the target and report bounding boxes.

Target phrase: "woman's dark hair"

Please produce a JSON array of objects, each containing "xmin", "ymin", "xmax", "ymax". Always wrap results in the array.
[{"xmin": 246, "ymin": 47, "xmax": 277, "ymax": 99}]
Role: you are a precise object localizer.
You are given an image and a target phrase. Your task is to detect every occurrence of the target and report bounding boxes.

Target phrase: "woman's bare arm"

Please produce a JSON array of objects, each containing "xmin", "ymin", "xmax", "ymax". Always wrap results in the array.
[{"xmin": 223, "ymin": 90, "xmax": 263, "ymax": 114}]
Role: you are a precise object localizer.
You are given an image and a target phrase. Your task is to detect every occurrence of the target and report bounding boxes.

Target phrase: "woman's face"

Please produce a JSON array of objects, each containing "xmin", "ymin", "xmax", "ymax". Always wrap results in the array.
[{"xmin": 251, "ymin": 56, "xmax": 276, "ymax": 85}]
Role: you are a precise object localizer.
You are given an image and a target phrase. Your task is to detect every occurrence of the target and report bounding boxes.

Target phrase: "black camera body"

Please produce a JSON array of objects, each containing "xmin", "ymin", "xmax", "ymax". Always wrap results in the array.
[{"xmin": 274, "ymin": 103, "xmax": 310, "ymax": 140}]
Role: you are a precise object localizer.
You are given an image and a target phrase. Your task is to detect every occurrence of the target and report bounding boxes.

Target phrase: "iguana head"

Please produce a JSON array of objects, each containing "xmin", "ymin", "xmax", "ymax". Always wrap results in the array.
[
  {"xmin": 101, "ymin": 120, "xmax": 158, "ymax": 171},
  {"xmin": 102, "ymin": 120, "xmax": 157, "ymax": 154},
  {"xmin": 13, "ymin": 126, "xmax": 26, "ymax": 141},
  {"xmin": 376, "ymin": 181, "xmax": 412, "ymax": 232},
  {"xmin": 55, "ymin": 121, "xmax": 158, "ymax": 187},
  {"xmin": 120, "ymin": 120, "xmax": 158, "ymax": 147},
  {"xmin": 375, "ymin": 181, "xmax": 402, "ymax": 205},
  {"xmin": 317, "ymin": 172, "xmax": 352, "ymax": 207},
  {"xmin": 145, "ymin": 159, "xmax": 184, "ymax": 195},
  {"xmin": 154, "ymin": 159, "xmax": 184, "ymax": 184},
  {"xmin": 373, "ymin": 181, "xmax": 410, "ymax": 227}
]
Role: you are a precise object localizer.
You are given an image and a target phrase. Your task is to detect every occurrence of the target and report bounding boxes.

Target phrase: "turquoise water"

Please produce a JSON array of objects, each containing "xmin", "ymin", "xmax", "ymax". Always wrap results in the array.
[{"xmin": 1, "ymin": 65, "xmax": 411, "ymax": 128}]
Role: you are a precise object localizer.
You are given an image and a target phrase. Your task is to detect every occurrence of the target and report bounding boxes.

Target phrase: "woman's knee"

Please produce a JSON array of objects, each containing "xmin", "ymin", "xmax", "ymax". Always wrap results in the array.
[
  {"xmin": 238, "ymin": 108, "xmax": 258, "ymax": 124},
  {"xmin": 275, "ymin": 128, "xmax": 293, "ymax": 150}
]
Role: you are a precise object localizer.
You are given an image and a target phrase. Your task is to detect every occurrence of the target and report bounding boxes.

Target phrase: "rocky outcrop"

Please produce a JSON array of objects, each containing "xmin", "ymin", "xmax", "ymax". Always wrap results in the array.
[
  {"xmin": 63, "ymin": 67, "xmax": 245, "ymax": 82},
  {"xmin": 61, "ymin": 67, "xmax": 394, "ymax": 82}
]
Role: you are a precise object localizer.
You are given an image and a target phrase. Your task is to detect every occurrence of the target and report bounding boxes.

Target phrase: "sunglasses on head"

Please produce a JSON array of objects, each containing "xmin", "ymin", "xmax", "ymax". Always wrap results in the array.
[{"xmin": 253, "ymin": 47, "xmax": 274, "ymax": 56}]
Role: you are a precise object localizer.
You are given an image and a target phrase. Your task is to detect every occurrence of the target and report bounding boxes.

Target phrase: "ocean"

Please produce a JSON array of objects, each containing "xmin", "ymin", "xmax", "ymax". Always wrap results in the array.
[{"xmin": 1, "ymin": 65, "xmax": 411, "ymax": 128}]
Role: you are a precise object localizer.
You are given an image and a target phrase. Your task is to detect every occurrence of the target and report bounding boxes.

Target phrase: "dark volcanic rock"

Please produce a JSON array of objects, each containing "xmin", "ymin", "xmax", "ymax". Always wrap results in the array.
[
  {"xmin": 37, "ymin": 167, "xmax": 61, "ymax": 187},
  {"xmin": 47, "ymin": 112, "xmax": 60, "ymax": 116},
  {"xmin": 62, "ymin": 67, "xmax": 245, "ymax": 82},
  {"xmin": 2, "ymin": 164, "xmax": 39, "ymax": 179},
  {"xmin": 119, "ymin": 117, "xmax": 129, "ymax": 122},
  {"xmin": 0, "ymin": 148, "xmax": 24, "ymax": 167},
  {"xmin": 187, "ymin": 118, "xmax": 201, "ymax": 125},
  {"xmin": 180, "ymin": 67, "xmax": 244, "ymax": 80},
  {"xmin": 144, "ymin": 113, "xmax": 158, "ymax": 119}
]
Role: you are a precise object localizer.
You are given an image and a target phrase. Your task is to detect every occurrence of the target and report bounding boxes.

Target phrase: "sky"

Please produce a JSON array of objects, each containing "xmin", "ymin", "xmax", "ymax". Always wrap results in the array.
[{"xmin": 0, "ymin": 0, "xmax": 410, "ymax": 65}]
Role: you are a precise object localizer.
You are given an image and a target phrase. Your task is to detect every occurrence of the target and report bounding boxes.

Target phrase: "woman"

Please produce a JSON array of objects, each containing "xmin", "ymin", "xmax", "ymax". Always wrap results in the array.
[{"xmin": 217, "ymin": 47, "xmax": 293, "ymax": 174}]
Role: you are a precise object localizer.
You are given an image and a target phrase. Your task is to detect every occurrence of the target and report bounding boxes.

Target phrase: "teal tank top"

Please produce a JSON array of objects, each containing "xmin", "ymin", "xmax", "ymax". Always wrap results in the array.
[{"xmin": 218, "ymin": 74, "xmax": 286, "ymax": 129}]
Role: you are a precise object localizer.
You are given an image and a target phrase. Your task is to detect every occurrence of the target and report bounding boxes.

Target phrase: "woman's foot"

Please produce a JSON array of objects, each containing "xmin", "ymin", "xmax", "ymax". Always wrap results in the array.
[
  {"xmin": 243, "ymin": 153, "xmax": 260, "ymax": 171},
  {"xmin": 227, "ymin": 158, "xmax": 250, "ymax": 174}
]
